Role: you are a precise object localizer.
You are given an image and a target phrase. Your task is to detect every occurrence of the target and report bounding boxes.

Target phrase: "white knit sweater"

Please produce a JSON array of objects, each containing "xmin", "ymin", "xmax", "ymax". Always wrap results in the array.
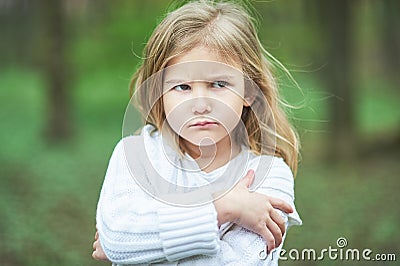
[{"xmin": 96, "ymin": 125, "xmax": 302, "ymax": 265}]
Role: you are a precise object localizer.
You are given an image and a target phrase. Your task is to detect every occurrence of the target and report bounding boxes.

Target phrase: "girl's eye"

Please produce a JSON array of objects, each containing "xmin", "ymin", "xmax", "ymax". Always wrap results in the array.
[
  {"xmin": 212, "ymin": 81, "xmax": 228, "ymax": 89},
  {"xmin": 173, "ymin": 84, "xmax": 191, "ymax": 92}
]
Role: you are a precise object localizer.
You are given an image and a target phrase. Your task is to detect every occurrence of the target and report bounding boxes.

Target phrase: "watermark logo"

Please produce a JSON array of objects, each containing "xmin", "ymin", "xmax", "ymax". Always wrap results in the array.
[
  {"xmin": 278, "ymin": 237, "xmax": 397, "ymax": 262},
  {"xmin": 336, "ymin": 237, "xmax": 347, "ymax": 248}
]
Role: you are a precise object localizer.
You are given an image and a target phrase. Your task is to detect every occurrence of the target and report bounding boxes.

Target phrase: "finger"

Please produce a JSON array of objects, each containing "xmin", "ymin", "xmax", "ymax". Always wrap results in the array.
[
  {"xmin": 269, "ymin": 197, "xmax": 293, "ymax": 213},
  {"xmin": 270, "ymin": 210, "xmax": 286, "ymax": 236},
  {"xmin": 93, "ymin": 248, "xmax": 108, "ymax": 261},
  {"xmin": 259, "ymin": 226, "xmax": 275, "ymax": 254},
  {"xmin": 95, "ymin": 231, "xmax": 99, "ymax": 240},
  {"xmin": 92, "ymin": 250, "xmax": 100, "ymax": 261},
  {"xmin": 266, "ymin": 217, "xmax": 283, "ymax": 249},
  {"xmin": 240, "ymin": 169, "xmax": 255, "ymax": 188},
  {"xmin": 92, "ymin": 250, "xmax": 104, "ymax": 261}
]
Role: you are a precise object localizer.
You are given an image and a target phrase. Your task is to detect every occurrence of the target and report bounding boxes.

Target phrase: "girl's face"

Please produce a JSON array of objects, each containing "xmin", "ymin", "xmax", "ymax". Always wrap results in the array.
[{"xmin": 162, "ymin": 46, "xmax": 248, "ymax": 147}]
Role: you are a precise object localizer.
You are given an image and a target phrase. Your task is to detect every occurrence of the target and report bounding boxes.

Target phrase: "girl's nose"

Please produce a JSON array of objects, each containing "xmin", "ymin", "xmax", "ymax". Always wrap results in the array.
[
  {"xmin": 191, "ymin": 96, "xmax": 211, "ymax": 114},
  {"xmin": 191, "ymin": 84, "xmax": 211, "ymax": 114}
]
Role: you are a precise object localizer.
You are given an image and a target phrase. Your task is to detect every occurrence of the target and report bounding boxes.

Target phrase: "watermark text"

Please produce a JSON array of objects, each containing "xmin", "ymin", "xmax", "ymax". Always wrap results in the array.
[{"xmin": 279, "ymin": 237, "xmax": 397, "ymax": 262}]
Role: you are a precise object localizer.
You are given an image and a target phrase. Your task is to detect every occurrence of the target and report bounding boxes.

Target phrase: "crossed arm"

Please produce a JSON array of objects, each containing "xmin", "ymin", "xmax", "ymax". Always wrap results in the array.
[{"xmin": 92, "ymin": 141, "xmax": 298, "ymax": 265}]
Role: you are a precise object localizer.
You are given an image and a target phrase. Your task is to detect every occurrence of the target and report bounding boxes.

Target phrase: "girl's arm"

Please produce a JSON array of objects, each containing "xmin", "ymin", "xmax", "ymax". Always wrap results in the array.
[
  {"xmin": 95, "ymin": 138, "xmax": 296, "ymax": 264},
  {"xmin": 176, "ymin": 156, "xmax": 302, "ymax": 265},
  {"xmin": 93, "ymin": 155, "xmax": 301, "ymax": 265},
  {"xmin": 214, "ymin": 169, "xmax": 293, "ymax": 253}
]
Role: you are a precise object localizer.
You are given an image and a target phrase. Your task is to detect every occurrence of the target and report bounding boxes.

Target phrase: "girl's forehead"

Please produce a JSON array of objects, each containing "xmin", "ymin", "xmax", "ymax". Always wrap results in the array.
[
  {"xmin": 163, "ymin": 60, "xmax": 243, "ymax": 83},
  {"xmin": 167, "ymin": 46, "xmax": 241, "ymax": 69}
]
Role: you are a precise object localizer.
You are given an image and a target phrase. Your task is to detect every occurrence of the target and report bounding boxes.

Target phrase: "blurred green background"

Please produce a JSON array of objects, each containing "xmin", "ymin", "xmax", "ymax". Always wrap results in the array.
[{"xmin": 0, "ymin": 0, "xmax": 399, "ymax": 265}]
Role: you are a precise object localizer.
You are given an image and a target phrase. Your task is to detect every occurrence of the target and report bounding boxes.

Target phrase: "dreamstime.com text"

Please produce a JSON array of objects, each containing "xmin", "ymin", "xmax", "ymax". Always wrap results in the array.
[{"xmin": 278, "ymin": 237, "xmax": 397, "ymax": 262}]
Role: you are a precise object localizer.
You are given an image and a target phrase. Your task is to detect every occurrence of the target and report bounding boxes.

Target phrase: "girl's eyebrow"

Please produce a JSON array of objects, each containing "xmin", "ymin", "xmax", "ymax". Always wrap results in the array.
[
  {"xmin": 207, "ymin": 74, "xmax": 236, "ymax": 80},
  {"xmin": 164, "ymin": 79, "xmax": 186, "ymax": 84},
  {"xmin": 164, "ymin": 75, "xmax": 237, "ymax": 84}
]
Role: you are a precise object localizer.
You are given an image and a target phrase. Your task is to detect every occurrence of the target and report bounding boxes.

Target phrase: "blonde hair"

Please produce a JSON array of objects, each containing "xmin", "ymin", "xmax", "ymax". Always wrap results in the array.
[{"xmin": 130, "ymin": 0, "xmax": 300, "ymax": 175}]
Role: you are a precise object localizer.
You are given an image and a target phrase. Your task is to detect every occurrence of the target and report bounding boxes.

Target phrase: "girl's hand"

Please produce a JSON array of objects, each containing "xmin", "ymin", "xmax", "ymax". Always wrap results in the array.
[
  {"xmin": 214, "ymin": 170, "xmax": 293, "ymax": 254},
  {"xmin": 92, "ymin": 230, "xmax": 109, "ymax": 261}
]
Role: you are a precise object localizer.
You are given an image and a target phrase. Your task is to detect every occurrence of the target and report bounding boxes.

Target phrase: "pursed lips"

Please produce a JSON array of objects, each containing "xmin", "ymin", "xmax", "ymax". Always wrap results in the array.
[{"xmin": 189, "ymin": 120, "xmax": 219, "ymax": 127}]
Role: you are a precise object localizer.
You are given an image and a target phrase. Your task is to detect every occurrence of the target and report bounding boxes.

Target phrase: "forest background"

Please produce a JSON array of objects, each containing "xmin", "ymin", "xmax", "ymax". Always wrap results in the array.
[{"xmin": 0, "ymin": 0, "xmax": 399, "ymax": 265}]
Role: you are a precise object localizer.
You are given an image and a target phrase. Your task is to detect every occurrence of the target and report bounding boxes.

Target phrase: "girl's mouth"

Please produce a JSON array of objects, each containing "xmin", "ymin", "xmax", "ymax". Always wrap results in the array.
[{"xmin": 189, "ymin": 121, "xmax": 219, "ymax": 128}]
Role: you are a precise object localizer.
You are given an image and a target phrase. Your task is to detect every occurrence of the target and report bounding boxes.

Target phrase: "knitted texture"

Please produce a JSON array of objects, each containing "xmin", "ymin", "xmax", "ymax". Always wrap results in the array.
[{"xmin": 96, "ymin": 125, "xmax": 301, "ymax": 265}]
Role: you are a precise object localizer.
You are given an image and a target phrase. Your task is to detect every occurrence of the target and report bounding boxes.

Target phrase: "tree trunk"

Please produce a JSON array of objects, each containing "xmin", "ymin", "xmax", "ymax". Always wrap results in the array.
[
  {"xmin": 316, "ymin": 0, "xmax": 356, "ymax": 160},
  {"xmin": 41, "ymin": 0, "xmax": 72, "ymax": 142},
  {"xmin": 381, "ymin": 0, "xmax": 400, "ymax": 82}
]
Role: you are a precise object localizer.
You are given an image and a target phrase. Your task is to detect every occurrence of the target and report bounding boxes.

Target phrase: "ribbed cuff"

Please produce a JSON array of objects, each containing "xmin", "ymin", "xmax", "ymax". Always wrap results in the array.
[{"xmin": 158, "ymin": 204, "xmax": 219, "ymax": 261}]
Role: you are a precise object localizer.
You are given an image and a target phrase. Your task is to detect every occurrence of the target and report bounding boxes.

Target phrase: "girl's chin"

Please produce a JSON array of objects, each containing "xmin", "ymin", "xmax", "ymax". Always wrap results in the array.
[{"xmin": 181, "ymin": 138, "xmax": 217, "ymax": 147}]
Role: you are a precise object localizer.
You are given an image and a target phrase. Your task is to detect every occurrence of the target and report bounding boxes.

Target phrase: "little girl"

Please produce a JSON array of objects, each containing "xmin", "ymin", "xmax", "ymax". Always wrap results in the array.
[{"xmin": 93, "ymin": 1, "xmax": 301, "ymax": 265}]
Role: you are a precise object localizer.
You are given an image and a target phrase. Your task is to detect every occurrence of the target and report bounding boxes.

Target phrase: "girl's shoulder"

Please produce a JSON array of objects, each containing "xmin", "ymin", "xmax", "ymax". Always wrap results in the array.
[
  {"xmin": 110, "ymin": 125, "xmax": 162, "ymax": 162},
  {"xmin": 247, "ymin": 153, "xmax": 294, "ymax": 187},
  {"xmin": 247, "ymin": 152, "xmax": 291, "ymax": 173},
  {"xmin": 117, "ymin": 124, "xmax": 161, "ymax": 147}
]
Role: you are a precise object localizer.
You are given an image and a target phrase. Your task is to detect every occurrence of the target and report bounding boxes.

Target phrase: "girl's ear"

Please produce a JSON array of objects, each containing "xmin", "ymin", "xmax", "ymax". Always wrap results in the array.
[
  {"xmin": 243, "ymin": 95, "xmax": 256, "ymax": 107},
  {"xmin": 243, "ymin": 78, "xmax": 257, "ymax": 107}
]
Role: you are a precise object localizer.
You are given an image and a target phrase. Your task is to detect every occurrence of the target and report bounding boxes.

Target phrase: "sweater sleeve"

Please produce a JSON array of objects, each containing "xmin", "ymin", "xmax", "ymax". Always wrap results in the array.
[
  {"xmin": 96, "ymin": 138, "xmax": 220, "ymax": 264},
  {"xmin": 251, "ymin": 156, "xmax": 302, "ymax": 227},
  {"xmin": 176, "ymin": 215, "xmax": 290, "ymax": 265}
]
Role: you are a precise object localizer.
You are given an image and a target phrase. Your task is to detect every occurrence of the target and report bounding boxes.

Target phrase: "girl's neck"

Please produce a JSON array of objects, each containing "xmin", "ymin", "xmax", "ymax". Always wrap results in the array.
[{"xmin": 180, "ymin": 135, "xmax": 240, "ymax": 173}]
